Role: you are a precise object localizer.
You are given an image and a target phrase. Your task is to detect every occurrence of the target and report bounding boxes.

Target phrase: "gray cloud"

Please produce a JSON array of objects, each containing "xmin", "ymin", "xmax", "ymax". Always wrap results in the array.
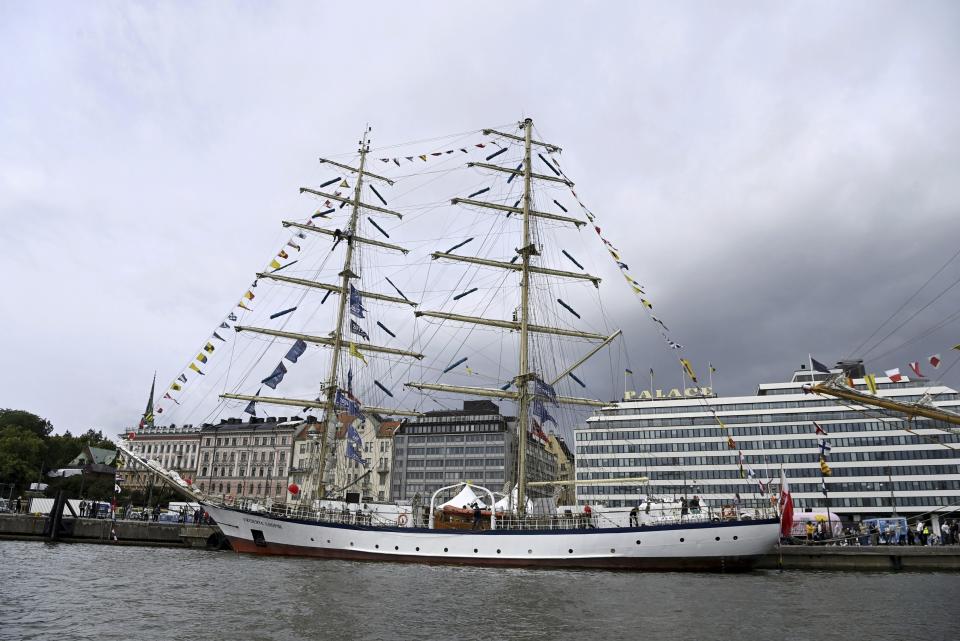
[{"xmin": 1, "ymin": 2, "xmax": 958, "ymax": 439}]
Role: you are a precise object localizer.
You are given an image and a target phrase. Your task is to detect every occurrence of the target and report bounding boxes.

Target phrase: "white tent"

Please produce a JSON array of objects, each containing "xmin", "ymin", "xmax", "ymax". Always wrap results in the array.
[
  {"xmin": 494, "ymin": 485, "xmax": 533, "ymax": 513},
  {"xmin": 439, "ymin": 485, "xmax": 486, "ymax": 509}
]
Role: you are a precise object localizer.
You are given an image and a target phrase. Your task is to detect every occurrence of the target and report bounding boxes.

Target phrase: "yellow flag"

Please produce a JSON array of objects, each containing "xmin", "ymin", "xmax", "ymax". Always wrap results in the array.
[
  {"xmin": 244, "ymin": 290, "xmax": 255, "ymax": 300},
  {"xmin": 340, "ymin": 179, "xmax": 350, "ymax": 188},
  {"xmin": 349, "ymin": 342, "xmax": 367, "ymax": 364},
  {"xmin": 819, "ymin": 457, "xmax": 832, "ymax": 476},
  {"xmin": 419, "ymin": 154, "xmax": 427, "ymax": 161},
  {"xmin": 609, "ymin": 249, "xmax": 620, "ymax": 261},
  {"xmin": 171, "ymin": 383, "xmax": 182, "ymax": 391},
  {"xmin": 189, "ymin": 362, "xmax": 204, "ymax": 374},
  {"xmin": 631, "ymin": 285, "xmax": 644, "ymax": 294},
  {"xmin": 238, "ymin": 301, "xmax": 251, "ymax": 311},
  {"xmin": 954, "ymin": 344, "xmax": 960, "ymax": 351},
  {"xmin": 680, "ymin": 358, "xmax": 698, "ymax": 383},
  {"xmin": 640, "ymin": 299, "xmax": 653, "ymax": 309},
  {"xmin": 204, "ymin": 342, "xmax": 215, "ymax": 353},
  {"xmin": 864, "ymin": 374, "xmax": 878, "ymax": 395},
  {"xmin": 269, "ymin": 259, "xmax": 281, "ymax": 269},
  {"xmin": 196, "ymin": 353, "xmax": 208, "ymax": 364}
]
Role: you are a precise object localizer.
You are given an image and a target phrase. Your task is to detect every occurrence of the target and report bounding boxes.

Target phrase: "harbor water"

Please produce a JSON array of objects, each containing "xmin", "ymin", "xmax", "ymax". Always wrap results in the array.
[{"xmin": 2, "ymin": 540, "xmax": 959, "ymax": 641}]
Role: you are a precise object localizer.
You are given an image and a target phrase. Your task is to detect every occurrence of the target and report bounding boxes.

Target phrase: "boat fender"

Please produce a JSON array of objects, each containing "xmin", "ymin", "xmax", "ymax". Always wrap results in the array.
[{"xmin": 397, "ymin": 514, "xmax": 408, "ymax": 526}]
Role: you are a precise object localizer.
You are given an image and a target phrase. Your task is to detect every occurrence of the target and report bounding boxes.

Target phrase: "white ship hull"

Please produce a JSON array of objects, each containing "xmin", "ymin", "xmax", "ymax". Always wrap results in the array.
[{"xmin": 203, "ymin": 503, "xmax": 780, "ymax": 571}]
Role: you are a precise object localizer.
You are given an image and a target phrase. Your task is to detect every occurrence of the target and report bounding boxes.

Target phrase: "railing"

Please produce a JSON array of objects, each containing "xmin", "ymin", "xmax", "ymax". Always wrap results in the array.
[{"xmin": 224, "ymin": 497, "xmax": 776, "ymax": 533}]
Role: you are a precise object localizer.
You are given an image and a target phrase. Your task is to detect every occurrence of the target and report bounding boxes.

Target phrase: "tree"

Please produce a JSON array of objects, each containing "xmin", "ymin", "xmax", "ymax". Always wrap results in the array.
[
  {"xmin": 0, "ymin": 426, "xmax": 45, "ymax": 493},
  {"xmin": 0, "ymin": 409, "xmax": 53, "ymax": 439}
]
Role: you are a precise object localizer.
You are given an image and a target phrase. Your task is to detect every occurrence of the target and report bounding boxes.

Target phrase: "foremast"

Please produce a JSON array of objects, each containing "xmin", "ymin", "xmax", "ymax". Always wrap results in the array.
[
  {"xmin": 220, "ymin": 126, "xmax": 424, "ymax": 500},
  {"xmin": 314, "ymin": 128, "xmax": 372, "ymax": 498}
]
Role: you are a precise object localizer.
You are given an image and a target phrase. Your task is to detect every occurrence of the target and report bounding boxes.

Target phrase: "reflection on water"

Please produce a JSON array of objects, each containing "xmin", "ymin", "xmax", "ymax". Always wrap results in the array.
[{"xmin": 2, "ymin": 540, "xmax": 958, "ymax": 641}]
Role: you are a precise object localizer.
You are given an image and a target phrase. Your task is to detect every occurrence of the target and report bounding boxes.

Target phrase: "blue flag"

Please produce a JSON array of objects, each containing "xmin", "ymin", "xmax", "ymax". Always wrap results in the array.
[
  {"xmin": 261, "ymin": 362, "xmax": 287, "ymax": 389},
  {"xmin": 285, "ymin": 339, "xmax": 307, "ymax": 363},
  {"xmin": 811, "ymin": 357, "xmax": 831, "ymax": 373},
  {"xmin": 350, "ymin": 319, "xmax": 369, "ymax": 341},
  {"xmin": 349, "ymin": 284, "xmax": 365, "ymax": 319},
  {"xmin": 533, "ymin": 377, "xmax": 558, "ymax": 406},
  {"xmin": 244, "ymin": 388, "xmax": 261, "ymax": 416},
  {"xmin": 531, "ymin": 399, "xmax": 556, "ymax": 425},
  {"xmin": 346, "ymin": 423, "xmax": 367, "ymax": 466},
  {"xmin": 334, "ymin": 389, "xmax": 364, "ymax": 419}
]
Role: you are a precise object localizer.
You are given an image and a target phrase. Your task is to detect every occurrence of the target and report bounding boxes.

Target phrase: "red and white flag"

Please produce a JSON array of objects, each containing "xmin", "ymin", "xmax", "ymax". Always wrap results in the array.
[
  {"xmin": 929, "ymin": 354, "xmax": 942, "ymax": 369},
  {"xmin": 813, "ymin": 421, "xmax": 827, "ymax": 436},
  {"xmin": 885, "ymin": 368, "xmax": 903, "ymax": 382},
  {"xmin": 779, "ymin": 467, "xmax": 794, "ymax": 538},
  {"xmin": 909, "ymin": 361, "xmax": 924, "ymax": 378}
]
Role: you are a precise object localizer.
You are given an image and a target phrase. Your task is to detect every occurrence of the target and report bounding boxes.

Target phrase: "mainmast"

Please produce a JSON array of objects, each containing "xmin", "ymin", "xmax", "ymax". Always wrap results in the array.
[
  {"xmin": 516, "ymin": 118, "xmax": 534, "ymax": 514},
  {"xmin": 405, "ymin": 117, "xmax": 619, "ymax": 516}
]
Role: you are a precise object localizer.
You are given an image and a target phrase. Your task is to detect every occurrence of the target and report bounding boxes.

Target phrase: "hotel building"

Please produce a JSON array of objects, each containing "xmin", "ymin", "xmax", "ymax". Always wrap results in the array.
[{"xmin": 575, "ymin": 362, "xmax": 960, "ymax": 525}]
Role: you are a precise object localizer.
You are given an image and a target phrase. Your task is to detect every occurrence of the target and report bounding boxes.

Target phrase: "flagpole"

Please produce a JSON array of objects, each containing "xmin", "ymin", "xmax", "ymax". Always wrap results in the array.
[
  {"xmin": 623, "ymin": 369, "xmax": 628, "ymax": 401},
  {"xmin": 708, "ymin": 363, "xmax": 714, "ymax": 391},
  {"xmin": 649, "ymin": 368, "xmax": 654, "ymax": 396}
]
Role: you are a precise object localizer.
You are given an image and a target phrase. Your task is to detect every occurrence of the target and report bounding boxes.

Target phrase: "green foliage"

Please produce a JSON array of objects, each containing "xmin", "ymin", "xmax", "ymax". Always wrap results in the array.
[
  {"xmin": 0, "ymin": 409, "xmax": 53, "ymax": 439},
  {"xmin": 0, "ymin": 426, "xmax": 45, "ymax": 491},
  {"xmin": 0, "ymin": 409, "xmax": 117, "ymax": 495}
]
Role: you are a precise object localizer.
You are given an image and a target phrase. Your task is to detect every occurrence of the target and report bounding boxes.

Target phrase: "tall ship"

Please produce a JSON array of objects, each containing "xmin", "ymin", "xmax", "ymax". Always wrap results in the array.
[{"xmin": 118, "ymin": 118, "xmax": 783, "ymax": 570}]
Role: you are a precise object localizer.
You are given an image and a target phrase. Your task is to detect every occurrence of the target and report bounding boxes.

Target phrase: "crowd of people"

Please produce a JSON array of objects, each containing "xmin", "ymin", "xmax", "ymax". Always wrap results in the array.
[{"xmin": 798, "ymin": 518, "xmax": 960, "ymax": 546}]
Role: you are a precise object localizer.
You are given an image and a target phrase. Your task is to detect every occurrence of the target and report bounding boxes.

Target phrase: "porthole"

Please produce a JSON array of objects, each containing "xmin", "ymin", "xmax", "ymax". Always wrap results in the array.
[
  {"xmin": 715, "ymin": 537, "xmax": 720, "ymax": 541},
  {"xmin": 474, "ymin": 548, "xmax": 478, "ymax": 553},
  {"xmin": 375, "ymin": 544, "xmax": 379, "ymax": 549},
  {"xmin": 733, "ymin": 536, "xmax": 739, "ymax": 541},
  {"xmin": 349, "ymin": 542, "xmax": 354, "ymax": 546},
  {"xmin": 310, "ymin": 538, "xmax": 314, "ymax": 542},
  {"xmin": 528, "ymin": 549, "xmax": 533, "ymax": 554},
  {"xmin": 416, "ymin": 547, "xmax": 420, "ymax": 551},
  {"xmin": 326, "ymin": 540, "xmax": 331, "ymax": 544},
  {"xmin": 568, "ymin": 548, "xmax": 573, "ymax": 554},
  {"xmin": 610, "ymin": 548, "xmax": 616, "ymax": 553},
  {"xmin": 635, "ymin": 540, "xmax": 641, "ymax": 545},
  {"xmin": 394, "ymin": 546, "xmax": 399, "ymax": 550},
  {"xmin": 680, "ymin": 538, "xmax": 685, "ymax": 542},
  {"xmin": 444, "ymin": 547, "xmax": 448, "ymax": 552},
  {"xmin": 496, "ymin": 549, "xmax": 502, "ymax": 554}
]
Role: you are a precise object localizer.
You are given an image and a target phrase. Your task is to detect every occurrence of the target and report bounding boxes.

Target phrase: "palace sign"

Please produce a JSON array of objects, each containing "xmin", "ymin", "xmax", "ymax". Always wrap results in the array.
[{"xmin": 623, "ymin": 387, "xmax": 714, "ymax": 401}]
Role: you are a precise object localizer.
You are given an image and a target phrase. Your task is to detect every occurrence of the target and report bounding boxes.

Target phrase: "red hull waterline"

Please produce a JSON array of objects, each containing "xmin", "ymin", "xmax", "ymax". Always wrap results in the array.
[{"xmin": 226, "ymin": 536, "xmax": 764, "ymax": 572}]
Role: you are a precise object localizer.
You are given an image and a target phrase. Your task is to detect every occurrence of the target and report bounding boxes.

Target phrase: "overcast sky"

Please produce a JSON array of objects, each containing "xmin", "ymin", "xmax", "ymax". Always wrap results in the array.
[{"xmin": 2, "ymin": 1, "xmax": 959, "ymax": 438}]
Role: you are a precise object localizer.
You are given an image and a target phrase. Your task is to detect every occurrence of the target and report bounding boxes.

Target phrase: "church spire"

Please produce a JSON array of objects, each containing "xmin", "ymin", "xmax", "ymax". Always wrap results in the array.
[{"xmin": 139, "ymin": 372, "xmax": 156, "ymax": 428}]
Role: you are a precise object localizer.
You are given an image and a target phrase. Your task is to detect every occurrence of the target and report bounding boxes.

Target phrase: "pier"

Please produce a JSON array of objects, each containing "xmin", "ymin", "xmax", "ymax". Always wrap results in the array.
[
  {"xmin": 758, "ymin": 544, "xmax": 960, "ymax": 571},
  {"xmin": 0, "ymin": 513, "xmax": 225, "ymax": 549}
]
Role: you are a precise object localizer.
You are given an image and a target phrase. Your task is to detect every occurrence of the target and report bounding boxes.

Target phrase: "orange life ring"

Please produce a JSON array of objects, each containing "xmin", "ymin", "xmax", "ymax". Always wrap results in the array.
[{"xmin": 397, "ymin": 514, "xmax": 408, "ymax": 526}]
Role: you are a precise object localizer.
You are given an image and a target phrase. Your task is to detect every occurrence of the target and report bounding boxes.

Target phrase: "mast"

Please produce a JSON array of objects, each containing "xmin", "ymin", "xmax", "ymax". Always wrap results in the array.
[
  {"xmin": 314, "ymin": 127, "xmax": 371, "ymax": 498},
  {"xmin": 403, "ymin": 117, "xmax": 621, "ymax": 514},
  {"xmin": 516, "ymin": 117, "xmax": 534, "ymax": 515}
]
